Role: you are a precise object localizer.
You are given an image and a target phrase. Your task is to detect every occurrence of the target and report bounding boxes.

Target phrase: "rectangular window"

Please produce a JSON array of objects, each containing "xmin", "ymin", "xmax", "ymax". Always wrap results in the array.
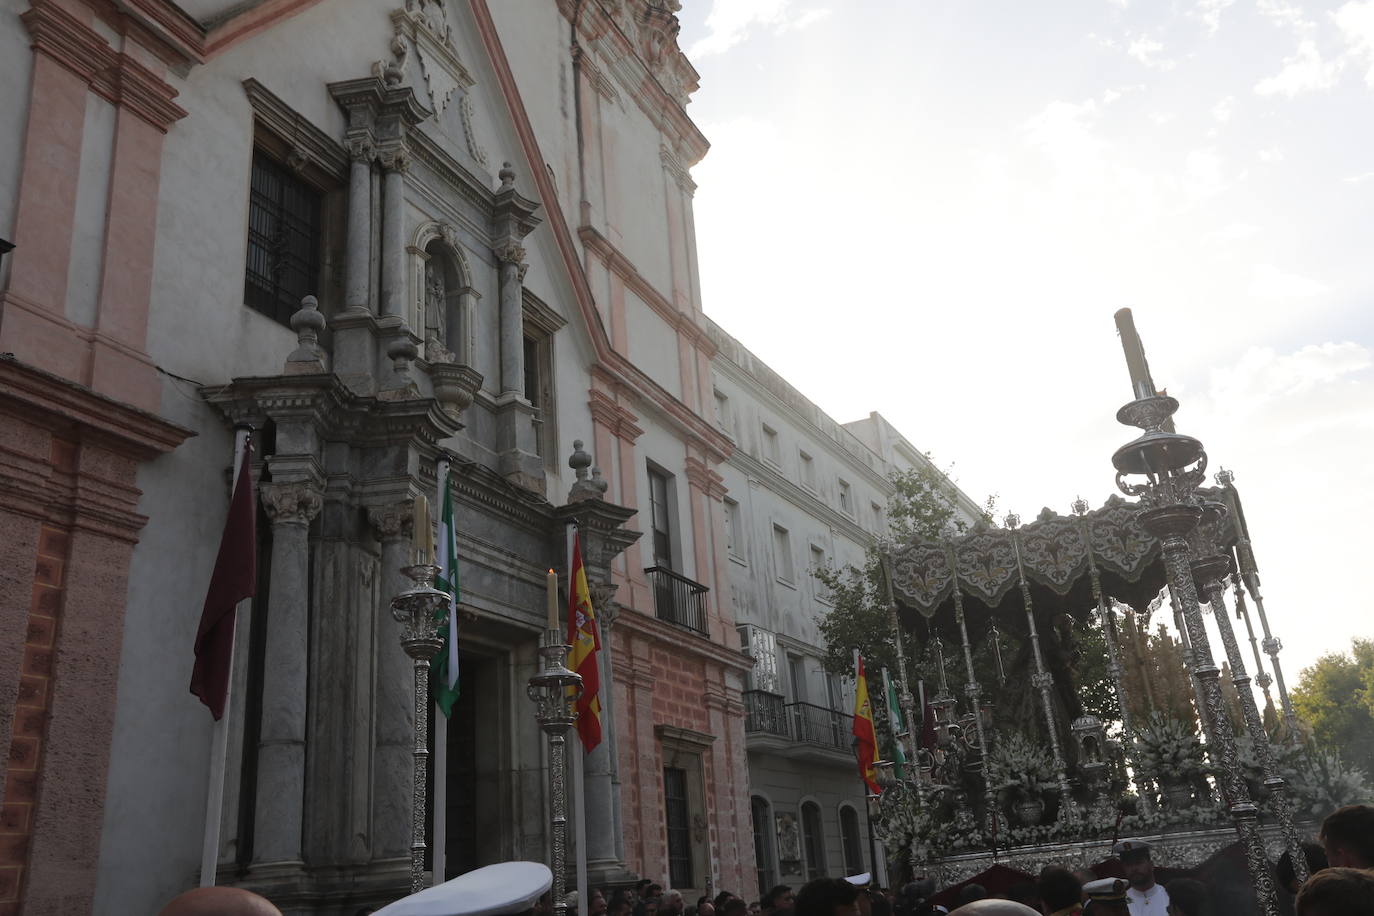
[
  {"xmin": 648, "ymin": 466, "xmax": 674, "ymax": 569},
  {"xmin": 788, "ymin": 654, "xmax": 808, "ymax": 703},
  {"xmin": 752, "ymin": 797, "xmax": 776, "ymax": 897},
  {"xmin": 523, "ymin": 331, "xmax": 556, "ymax": 460},
  {"xmin": 810, "ymin": 544, "xmax": 829, "ymax": 602},
  {"xmin": 838, "ymin": 479, "xmax": 853, "ymax": 516},
  {"xmin": 664, "ymin": 767, "xmax": 693, "ymax": 888},
  {"xmin": 762, "ymin": 424, "xmax": 780, "ymax": 466},
  {"xmin": 799, "ymin": 450, "xmax": 816, "ymax": 491},
  {"xmin": 245, "ymin": 149, "xmax": 321, "ymax": 327},
  {"xmin": 772, "ymin": 524, "xmax": 793, "ymax": 583},
  {"xmin": 714, "ymin": 389, "xmax": 732, "ymax": 435},
  {"xmin": 724, "ymin": 497, "xmax": 744, "ymax": 560}
]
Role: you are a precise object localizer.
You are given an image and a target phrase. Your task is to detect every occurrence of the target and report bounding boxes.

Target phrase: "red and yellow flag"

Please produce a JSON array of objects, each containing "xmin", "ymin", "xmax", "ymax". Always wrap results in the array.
[
  {"xmin": 852, "ymin": 652, "xmax": 880, "ymax": 793},
  {"xmin": 567, "ymin": 533, "xmax": 603, "ymax": 752}
]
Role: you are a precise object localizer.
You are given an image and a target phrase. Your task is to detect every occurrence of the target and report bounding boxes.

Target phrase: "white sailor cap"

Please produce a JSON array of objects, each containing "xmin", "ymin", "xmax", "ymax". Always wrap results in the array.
[
  {"xmin": 375, "ymin": 862, "xmax": 553, "ymax": 916},
  {"xmin": 1082, "ymin": 878, "xmax": 1127, "ymax": 901},
  {"xmin": 1111, "ymin": 838, "xmax": 1152, "ymax": 859},
  {"xmin": 844, "ymin": 874, "xmax": 872, "ymax": 887}
]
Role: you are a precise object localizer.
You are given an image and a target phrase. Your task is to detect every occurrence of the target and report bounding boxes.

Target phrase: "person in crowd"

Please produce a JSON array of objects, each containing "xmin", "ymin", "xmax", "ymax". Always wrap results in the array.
[
  {"xmin": 1071, "ymin": 872, "xmax": 1097, "ymax": 904},
  {"xmin": 1081, "ymin": 879, "xmax": 1129, "ymax": 916},
  {"xmin": 1004, "ymin": 883, "xmax": 1039, "ymax": 910},
  {"xmin": 159, "ymin": 887, "xmax": 283, "ymax": 916},
  {"xmin": 796, "ymin": 877, "xmax": 863, "ymax": 916},
  {"xmin": 749, "ymin": 903, "xmax": 762, "ymax": 916},
  {"xmin": 635, "ymin": 896, "xmax": 661, "ymax": 916},
  {"xmin": 764, "ymin": 886, "xmax": 796, "ymax": 915},
  {"xmin": 590, "ymin": 889, "xmax": 608, "ymax": 916},
  {"xmin": 1321, "ymin": 805, "xmax": 1374, "ymax": 869},
  {"xmin": 1278, "ymin": 843, "xmax": 1330, "ymax": 896},
  {"xmin": 1161, "ymin": 879, "xmax": 1208, "ymax": 916},
  {"xmin": 1295, "ymin": 867, "xmax": 1374, "ymax": 916},
  {"xmin": 1038, "ymin": 866, "xmax": 1083, "ymax": 916},
  {"xmin": 662, "ymin": 891, "xmax": 686, "ymax": 916},
  {"xmin": 635, "ymin": 882, "xmax": 654, "ymax": 902},
  {"xmin": 609, "ymin": 890, "xmax": 636, "ymax": 916},
  {"xmin": 721, "ymin": 899, "xmax": 748, "ymax": 916},
  {"xmin": 717, "ymin": 893, "xmax": 740, "ymax": 911},
  {"xmin": 697, "ymin": 898, "xmax": 716, "ymax": 916},
  {"xmin": 869, "ymin": 888, "xmax": 893, "ymax": 916},
  {"xmin": 1114, "ymin": 839, "xmax": 1169, "ymax": 916},
  {"xmin": 948, "ymin": 902, "xmax": 1037, "ymax": 914}
]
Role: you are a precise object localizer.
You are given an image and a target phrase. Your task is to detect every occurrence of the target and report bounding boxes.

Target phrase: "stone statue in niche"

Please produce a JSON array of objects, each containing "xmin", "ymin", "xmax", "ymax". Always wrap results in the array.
[
  {"xmin": 775, "ymin": 811, "xmax": 801, "ymax": 867},
  {"xmin": 423, "ymin": 256, "xmax": 455, "ymax": 363}
]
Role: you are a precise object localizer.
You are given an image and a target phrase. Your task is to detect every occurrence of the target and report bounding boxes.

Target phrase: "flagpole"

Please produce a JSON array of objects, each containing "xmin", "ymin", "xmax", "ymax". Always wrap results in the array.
[
  {"xmin": 199, "ymin": 425, "xmax": 251, "ymax": 886},
  {"xmin": 568, "ymin": 523, "xmax": 589, "ymax": 916},
  {"xmin": 433, "ymin": 455, "xmax": 452, "ymax": 886}
]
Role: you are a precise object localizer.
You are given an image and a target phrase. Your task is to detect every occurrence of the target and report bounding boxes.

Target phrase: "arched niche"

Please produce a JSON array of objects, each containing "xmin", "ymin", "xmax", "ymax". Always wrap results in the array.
[{"xmin": 409, "ymin": 222, "xmax": 480, "ymax": 365}]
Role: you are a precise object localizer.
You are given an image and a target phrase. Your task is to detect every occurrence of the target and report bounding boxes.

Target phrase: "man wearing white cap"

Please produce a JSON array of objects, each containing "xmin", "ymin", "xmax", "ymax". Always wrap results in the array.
[
  {"xmin": 1111, "ymin": 840, "xmax": 1168, "ymax": 916},
  {"xmin": 1081, "ymin": 878, "xmax": 1129, "ymax": 915},
  {"xmin": 375, "ymin": 861, "xmax": 553, "ymax": 916}
]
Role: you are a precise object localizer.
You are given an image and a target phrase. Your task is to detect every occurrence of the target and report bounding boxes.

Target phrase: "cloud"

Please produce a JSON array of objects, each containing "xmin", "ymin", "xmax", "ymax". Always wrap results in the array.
[
  {"xmin": 1258, "ymin": 147, "xmax": 1285, "ymax": 163},
  {"xmin": 688, "ymin": 0, "xmax": 830, "ymax": 58},
  {"xmin": 1249, "ymin": 263, "xmax": 1331, "ymax": 298},
  {"xmin": 1207, "ymin": 342, "xmax": 1372, "ymax": 410},
  {"xmin": 1208, "ymin": 221, "xmax": 1261, "ymax": 243},
  {"xmin": 1258, "ymin": 0, "xmax": 1317, "ymax": 35},
  {"xmin": 1254, "ymin": 40, "xmax": 1343, "ymax": 96},
  {"xmin": 1128, "ymin": 35, "xmax": 1177, "ymax": 70},
  {"xmin": 1023, "ymin": 99, "xmax": 1107, "ymax": 171},
  {"xmin": 1344, "ymin": 170, "xmax": 1374, "ymax": 182},
  {"xmin": 1334, "ymin": 1, "xmax": 1374, "ymax": 86},
  {"xmin": 1212, "ymin": 95, "xmax": 1235, "ymax": 122},
  {"xmin": 1194, "ymin": 0, "xmax": 1236, "ymax": 35},
  {"xmin": 1184, "ymin": 147, "xmax": 1230, "ymax": 198}
]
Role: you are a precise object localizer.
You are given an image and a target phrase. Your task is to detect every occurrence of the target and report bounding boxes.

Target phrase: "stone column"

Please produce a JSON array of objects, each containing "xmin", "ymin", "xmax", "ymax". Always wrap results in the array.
[
  {"xmin": 367, "ymin": 501, "xmax": 416, "ymax": 862},
  {"xmin": 346, "ymin": 137, "xmax": 375, "ymax": 312},
  {"xmin": 380, "ymin": 147, "xmax": 409, "ymax": 320},
  {"xmin": 253, "ymin": 480, "xmax": 323, "ymax": 865},
  {"xmin": 495, "ymin": 243, "xmax": 526, "ymax": 396}
]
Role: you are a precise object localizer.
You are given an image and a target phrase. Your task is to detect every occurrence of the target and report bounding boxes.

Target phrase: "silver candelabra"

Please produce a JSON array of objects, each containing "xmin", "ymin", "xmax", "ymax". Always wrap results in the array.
[
  {"xmin": 391, "ymin": 563, "xmax": 451, "ymax": 894},
  {"xmin": 1112, "ymin": 395, "xmax": 1281, "ymax": 916},
  {"xmin": 527, "ymin": 628, "xmax": 584, "ymax": 916}
]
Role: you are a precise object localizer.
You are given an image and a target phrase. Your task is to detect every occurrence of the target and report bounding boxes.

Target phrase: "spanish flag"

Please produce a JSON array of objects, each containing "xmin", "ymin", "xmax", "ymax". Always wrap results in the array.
[
  {"xmin": 852, "ymin": 652, "xmax": 880, "ymax": 793},
  {"xmin": 567, "ymin": 533, "xmax": 603, "ymax": 752}
]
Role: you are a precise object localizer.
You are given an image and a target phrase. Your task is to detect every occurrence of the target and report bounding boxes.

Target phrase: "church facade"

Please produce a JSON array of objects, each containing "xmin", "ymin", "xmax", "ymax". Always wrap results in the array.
[{"xmin": 0, "ymin": 1, "xmax": 754, "ymax": 913}]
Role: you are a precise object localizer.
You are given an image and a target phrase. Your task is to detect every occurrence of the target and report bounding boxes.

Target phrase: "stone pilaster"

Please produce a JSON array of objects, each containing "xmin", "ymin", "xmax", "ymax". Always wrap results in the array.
[{"xmin": 252, "ymin": 479, "xmax": 324, "ymax": 866}]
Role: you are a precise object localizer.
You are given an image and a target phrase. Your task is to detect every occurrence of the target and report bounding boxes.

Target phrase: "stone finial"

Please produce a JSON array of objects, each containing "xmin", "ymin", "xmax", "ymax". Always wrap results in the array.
[
  {"xmin": 379, "ymin": 329, "xmax": 420, "ymax": 399},
  {"xmin": 567, "ymin": 439, "xmax": 602, "ymax": 502},
  {"xmin": 1071, "ymin": 495, "xmax": 1089, "ymax": 517},
  {"xmin": 286, "ymin": 296, "xmax": 328, "ymax": 374},
  {"xmin": 498, "ymin": 161, "xmax": 516, "ymax": 190},
  {"xmin": 589, "ymin": 466, "xmax": 609, "ymax": 498}
]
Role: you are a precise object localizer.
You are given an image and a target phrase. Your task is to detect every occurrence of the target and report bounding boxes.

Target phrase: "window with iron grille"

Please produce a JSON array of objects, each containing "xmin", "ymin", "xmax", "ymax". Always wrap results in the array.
[
  {"xmin": 245, "ymin": 150, "xmax": 321, "ymax": 326},
  {"xmin": 840, "ymin": 805, "xmax": 864, "ymax": 877},
  {"xmin": 752, "ymin": 796, "xmax": 775, "ymax": 897},
  {"xmin": 801, "ymin": 801, "xmax": 825, "ymax": 879},
  {"xmin": 664, "ymin": 767, "xmax": 693, "ymax": 888}
]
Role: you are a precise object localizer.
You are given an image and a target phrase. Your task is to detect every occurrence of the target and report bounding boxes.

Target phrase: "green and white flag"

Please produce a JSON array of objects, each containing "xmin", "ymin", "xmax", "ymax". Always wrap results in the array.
[
  {"xmin": 881, "ymin": 667, "xmax": 907, "ymax": 780},
  {"xmin": 432, "ymin": 466, "xmax": 460, "ymax": 717}
]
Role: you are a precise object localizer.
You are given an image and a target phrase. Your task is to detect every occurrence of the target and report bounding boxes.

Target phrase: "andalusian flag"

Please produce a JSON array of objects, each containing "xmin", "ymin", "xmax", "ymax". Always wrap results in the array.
[
  {"xmin": 567, "ymin": 533, "xmax": 602, "ymax": 752},
  {"xmin": 432, "ymin": 468, "xmax": 460, "ymax": 717},
  {"xmin": 852, "ymin": 652, "xmax": 880, "ymax": 794},
  {"xmin": 881, "ymin": 667, "xmax": 907, "ymax": 780}
]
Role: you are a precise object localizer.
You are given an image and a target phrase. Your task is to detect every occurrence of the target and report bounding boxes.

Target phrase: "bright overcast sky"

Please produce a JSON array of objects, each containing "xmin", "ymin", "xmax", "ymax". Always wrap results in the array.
[{"xmin": 678, "ymin": 0, "xmax": 1374, "ymax": 682}]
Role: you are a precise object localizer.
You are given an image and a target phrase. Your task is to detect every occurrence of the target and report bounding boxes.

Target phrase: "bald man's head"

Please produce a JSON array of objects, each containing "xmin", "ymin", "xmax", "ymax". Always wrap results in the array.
[
  {"xmin": 158, "ymin": 886, "xmax": 283, "ymax": 916},
  {"xmin": 949, "ymin": 901, "xmax": 1039, "ymax": 915}
]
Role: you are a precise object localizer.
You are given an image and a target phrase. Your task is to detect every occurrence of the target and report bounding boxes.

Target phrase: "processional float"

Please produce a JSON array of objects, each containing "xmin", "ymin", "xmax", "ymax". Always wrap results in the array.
[{"xmin": 872, "ymin": 311, "xmax": 1305, "ymax": 916}]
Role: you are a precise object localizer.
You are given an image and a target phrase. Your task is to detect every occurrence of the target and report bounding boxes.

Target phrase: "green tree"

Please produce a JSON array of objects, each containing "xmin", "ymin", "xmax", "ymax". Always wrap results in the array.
[{"xmin": 1292, "ymin": 637, "xmax": 1374, "ymax": 770}]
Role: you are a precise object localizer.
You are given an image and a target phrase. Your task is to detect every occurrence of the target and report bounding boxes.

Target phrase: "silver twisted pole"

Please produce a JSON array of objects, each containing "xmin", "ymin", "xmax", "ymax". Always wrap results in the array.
[
  {"xmin": 528, "ymin": 629, "xmax": 584, "ymax": 916},
  {"xmin": 1003, "ymin": 518, "xmax": 1077, "ymax": 820},
  {"xmin": 391, "ymin": 563, "xmax": 451, "ymax": 894},
  {"xmin": 1113, "ymin": 395, "xmax": 1280, "ymax": 916},
  {"xmin": 880, "ymin": 554, "xmax": 926, "ymax": 808}
]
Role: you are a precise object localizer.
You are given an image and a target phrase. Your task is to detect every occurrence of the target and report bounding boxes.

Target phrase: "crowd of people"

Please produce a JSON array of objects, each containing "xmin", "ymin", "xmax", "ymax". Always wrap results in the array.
[{"xmin": 158, "ymin": 804, "xmax": 1374, "ymax": 915}]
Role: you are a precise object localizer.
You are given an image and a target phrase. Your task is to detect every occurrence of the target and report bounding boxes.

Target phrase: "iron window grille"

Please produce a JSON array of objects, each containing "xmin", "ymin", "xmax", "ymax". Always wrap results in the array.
[{"xmin": 245, "ymin": 150, "xmax": 321, "ymax": 326}]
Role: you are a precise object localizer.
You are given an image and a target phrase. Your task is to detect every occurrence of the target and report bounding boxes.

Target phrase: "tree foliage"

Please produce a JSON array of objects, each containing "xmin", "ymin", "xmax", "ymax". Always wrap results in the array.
[{"xmin": 1292, "ymin": 637, "xmax": 1374, "ymax": 770}]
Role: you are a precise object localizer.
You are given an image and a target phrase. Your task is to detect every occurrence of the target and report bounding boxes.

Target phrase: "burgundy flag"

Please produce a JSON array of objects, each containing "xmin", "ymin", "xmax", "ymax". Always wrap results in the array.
[{"xmin": 190, "ymin": 437, "xmax": 257, "ymax": 719}]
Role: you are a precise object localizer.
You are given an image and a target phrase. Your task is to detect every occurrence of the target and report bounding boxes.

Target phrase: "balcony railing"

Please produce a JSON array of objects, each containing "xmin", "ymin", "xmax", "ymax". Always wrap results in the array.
[
  {"xmin": 743, "ymin": 690, "xmax": 789, "ymax": 737},
  {"xmin": 741, "ymin": 693, "xmax": 855, "ymax": 753},
  {"xmin": 789, "ymin": 701, "xmax": 852, "ymax": 751},
  {"xmin": 645, "ymin": 566, "xmax": 709, "ymax": 635}
]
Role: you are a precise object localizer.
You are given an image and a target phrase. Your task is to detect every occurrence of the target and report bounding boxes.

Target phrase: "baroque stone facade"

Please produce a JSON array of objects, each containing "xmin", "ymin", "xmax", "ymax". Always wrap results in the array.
[{"xmin": 0, "ymin": 1, "xmax": 751, "ymax": 913}]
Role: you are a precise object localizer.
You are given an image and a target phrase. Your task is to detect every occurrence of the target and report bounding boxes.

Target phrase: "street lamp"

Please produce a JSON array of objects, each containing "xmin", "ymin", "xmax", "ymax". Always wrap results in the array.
[{"xmin": 1111, "ymin": 393, "xmax": 1280, "ymax": 916}]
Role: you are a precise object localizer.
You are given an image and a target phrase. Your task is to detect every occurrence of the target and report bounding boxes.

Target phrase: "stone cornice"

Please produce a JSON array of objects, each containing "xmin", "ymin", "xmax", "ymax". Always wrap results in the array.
[
  {"xmin": 99, "ymin": 0, "xmax": 207, "ymax": 67},
  {"xmin": 731, "ymin": 446, "xmax": 877, "ymax": 547},
  {"xmin": 577, "ymin": 224, "xmax": 716, "ymax": 356},
  {"xmin": 614, "ymin": 604, "xmax": 753, "ymax": 674},
  {"xmin": 0, "ymin": 355, "xmax": 194, "ymax": 460},
  {"xmin": 683, "ymin": 455, "xmax": 726, "ymax": 500},
  {"xmin": 587, "ymin": 388, "xmax": 643, "ymax": 442},
  {"xmin": 245, "ymin": 78, "xmax": 349, "ymax": 181},
  {"xmin": 21, "ymin": 2, "xmax": 188, "ymax": 132}
]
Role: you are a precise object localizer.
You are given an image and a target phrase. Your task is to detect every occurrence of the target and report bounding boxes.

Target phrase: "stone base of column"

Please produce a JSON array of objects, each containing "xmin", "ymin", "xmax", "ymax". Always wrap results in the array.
[
  {"xmin": 221, "ymin": 857, "xmax": 411, "ymax": 916},
  {"xmin": 587, "ymin": 861, "xmax": 640, "ymax": 891},
  {"xmin": 493, "ymin": 392, "xmax": 544, "ymax": 494},
  {"xmin": 331, "ymin": 307, "xmax": 382, "ymax": 396}
]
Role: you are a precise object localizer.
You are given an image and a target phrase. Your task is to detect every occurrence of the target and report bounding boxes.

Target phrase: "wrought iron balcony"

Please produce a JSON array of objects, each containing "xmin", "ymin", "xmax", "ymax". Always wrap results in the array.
[
  {"xmin": 788, "ymin": 701, "xmax": 852, "ymax": 751},
  {"xmin": 743, "ymin": 690, "xmax": 789, "ymax": 737},
  {"xmin": 644, "ymin": 566, "xmax": 709, "ymax": 635}
]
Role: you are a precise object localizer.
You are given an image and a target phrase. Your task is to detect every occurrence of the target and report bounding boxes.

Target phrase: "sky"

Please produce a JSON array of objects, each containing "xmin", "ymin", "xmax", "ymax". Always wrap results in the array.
[{"xmin": 676, "ymin": 0, "xmax": 1374, "ymax": 685}]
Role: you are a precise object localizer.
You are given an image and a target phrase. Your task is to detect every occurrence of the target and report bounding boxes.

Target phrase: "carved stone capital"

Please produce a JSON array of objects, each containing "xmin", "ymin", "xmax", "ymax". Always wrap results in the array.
[
  {"xmin": 347, "ymin": 134, "xmax": 377, "ymax": 163},
  {"xmin": 494, "ymin": 242, "xmax": 527, "ymax": 266},
  {"xmin": 367, "ymin": 500, "xmax": 415, "ymax": 541},
  {"xmin": 377, "ymin": 144, "xmax": 410, "ymax": 172},
  {"xmin": 261, "ymin": 481, "xmax": 324, "ymax": 526}
]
